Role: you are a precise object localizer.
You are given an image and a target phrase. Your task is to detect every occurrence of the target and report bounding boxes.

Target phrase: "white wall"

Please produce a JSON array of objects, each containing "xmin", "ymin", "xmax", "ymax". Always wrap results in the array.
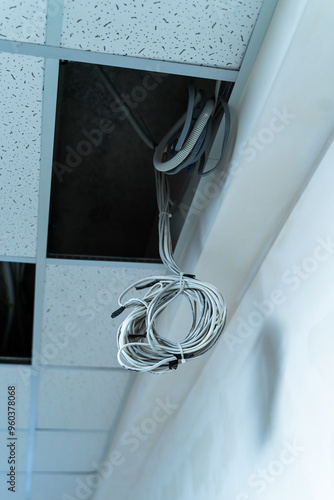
[
  {"xmin": 93, "ymin": 0, "xmax": 334, "ymax": 498},
  {"xmin": 128, "ymin": 136, "xmax": 334, "ymax": 500}
]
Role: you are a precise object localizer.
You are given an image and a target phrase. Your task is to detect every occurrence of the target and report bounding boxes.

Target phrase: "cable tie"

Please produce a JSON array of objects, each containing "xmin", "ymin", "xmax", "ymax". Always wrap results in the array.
[
  {"xmin": 168, "ymin": 359, "xmax": 179, "ymax": 370},
  {"xmin": 159, "ymin": 211, "xmax": 172, "ymax": 218},
  {"xmin": 135, "ymin": 279, "xmax": 160, "ymax": 290},
  {"xmin": 183, "ymin": 273, "xmax": 196, "ymax": 279},
  {"xmin": 111, "ymin": 306, "xmax": 126, "ymax": 319},
  {"xmin": 178, "ymin": 343, "xmax": 186, "ymax": 364}
]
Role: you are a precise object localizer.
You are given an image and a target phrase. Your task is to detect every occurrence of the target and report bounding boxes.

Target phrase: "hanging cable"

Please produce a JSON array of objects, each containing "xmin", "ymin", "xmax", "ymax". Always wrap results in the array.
[
  {"xmin": 96, "ymin": 70, "xmax": 229, "ymax": 372},
  {"xmin": 113, "ymin": 170, "xmax": 227, "ymax": 374}
]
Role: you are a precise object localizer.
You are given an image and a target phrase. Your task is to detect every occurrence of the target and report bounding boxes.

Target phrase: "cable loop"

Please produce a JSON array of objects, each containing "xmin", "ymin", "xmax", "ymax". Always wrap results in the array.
[{"xmin": 114, "ymin": 171, "xmax": 227, "ymax": 373}]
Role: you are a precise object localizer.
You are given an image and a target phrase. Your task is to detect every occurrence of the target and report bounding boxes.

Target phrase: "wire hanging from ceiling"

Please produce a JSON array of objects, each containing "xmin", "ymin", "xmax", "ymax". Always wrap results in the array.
[{"xmin": 98, "ymin": 66, "xmax": 229, "ymax": 373}]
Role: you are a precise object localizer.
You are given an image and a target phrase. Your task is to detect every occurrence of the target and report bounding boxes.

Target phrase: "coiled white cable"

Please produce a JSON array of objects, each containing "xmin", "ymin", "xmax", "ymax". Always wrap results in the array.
[{"xmin": 113, "ymin": 171, "xmax": 227, "ymax": 374}]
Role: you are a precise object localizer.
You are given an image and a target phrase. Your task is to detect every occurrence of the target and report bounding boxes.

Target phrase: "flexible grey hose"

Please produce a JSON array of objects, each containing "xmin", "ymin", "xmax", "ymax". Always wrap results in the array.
[
  {"xmin": 175, "ymin": 82, "xmax": 196, "ymax": 151},
  {"xmin": 153, "ymin": 99, "xmax": 215, "ymax": 172}
]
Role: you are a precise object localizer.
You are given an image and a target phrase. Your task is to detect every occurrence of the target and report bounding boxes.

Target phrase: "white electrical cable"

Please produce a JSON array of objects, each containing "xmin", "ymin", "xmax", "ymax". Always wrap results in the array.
[
  {"xmin": 98, "ymin": 73, "xmax": 229, "ymax": 372},
  {"xmin": 114, "ymin": 170, "xmax": 227, "ymax": 374}
]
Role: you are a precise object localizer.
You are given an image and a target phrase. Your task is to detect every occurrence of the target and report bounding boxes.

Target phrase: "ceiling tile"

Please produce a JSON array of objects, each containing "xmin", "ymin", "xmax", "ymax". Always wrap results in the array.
[
  {"xmin": 37, "ymin": 367, "xmax": 133, "ymax": 430},
  {"xmin": 0, "ymin": 1, "xmax": 47, "ymax": 44},
  {"xmin": 34, "ymin": 430, "xmax": 108, "ymax": 472},
  {"xmin": 40, "ymin": 263, "xmax": 164, "ymax": 368},
  {"xmin": 61, "ymin": 0, "xmax": 263, "ymax": 69},
  {"xmin": 0, "ymin": 53, "xmax": 44, "ymax": 258}
]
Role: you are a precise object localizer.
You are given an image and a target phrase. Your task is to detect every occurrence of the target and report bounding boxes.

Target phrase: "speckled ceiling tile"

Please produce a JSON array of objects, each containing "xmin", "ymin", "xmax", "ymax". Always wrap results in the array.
[
  {"xmin": 0, "ymin": 0, "xmax": 47, "ymax": 44},
  {"xmin": 0, "ymin": 52, "xmax": 44, "ymax": 258},
  {"xmin": 61, "ymin": 0, "xmax": 264, "ymax": 70},
  {"xmin": 37, "ymin": 366, "xmax": 133, "ymax": 430},
  {"xmin": 40, "ymin": 263, "xmax": 164, "ymax": 368}
]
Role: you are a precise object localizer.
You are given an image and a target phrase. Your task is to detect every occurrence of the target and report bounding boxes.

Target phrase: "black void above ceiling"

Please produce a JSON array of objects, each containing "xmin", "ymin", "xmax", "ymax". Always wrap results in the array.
[{"xmin": 48, "ymin": 62, "xmax": 232, "ymax": 262}]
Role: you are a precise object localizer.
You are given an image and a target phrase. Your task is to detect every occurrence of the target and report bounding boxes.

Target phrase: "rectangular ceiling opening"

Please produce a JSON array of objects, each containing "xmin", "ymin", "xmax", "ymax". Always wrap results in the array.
[
  {"xmin": 0, "ymin": 262, "xmax": 35, "ymax": 364},
  {"xmin": 48, "ymin": 61, "xmax": 233, "ymax": 262}
]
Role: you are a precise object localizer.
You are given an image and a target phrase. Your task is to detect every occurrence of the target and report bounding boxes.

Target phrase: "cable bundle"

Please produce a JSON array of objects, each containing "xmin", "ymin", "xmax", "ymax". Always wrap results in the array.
[
  {"xmin": 98, "ymin": 66, "xmax": 231, "ymax": 176},
  {"xmin": 153, "ymin": 81, "xmax": 231, "ymax": 176},
  {"xmin": 100, "ymin": 68, "xmax": 230, "ymax": 372},
  {"xmin": 113, "ymin": 171, "xmax": 227, "ymax": 374}
]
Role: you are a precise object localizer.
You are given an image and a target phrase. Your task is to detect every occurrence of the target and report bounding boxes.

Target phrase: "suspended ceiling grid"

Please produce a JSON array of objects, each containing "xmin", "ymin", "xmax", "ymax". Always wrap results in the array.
[{"xmin": 0, "ymin": 0, "xmax": 277, "ymax": 498}]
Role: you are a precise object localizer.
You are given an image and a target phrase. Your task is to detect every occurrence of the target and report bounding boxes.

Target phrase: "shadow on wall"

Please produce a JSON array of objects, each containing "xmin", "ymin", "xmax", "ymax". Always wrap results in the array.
[{"xmin": 251, "ymin": 320, "xmax": 286, "ymax": 446}]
